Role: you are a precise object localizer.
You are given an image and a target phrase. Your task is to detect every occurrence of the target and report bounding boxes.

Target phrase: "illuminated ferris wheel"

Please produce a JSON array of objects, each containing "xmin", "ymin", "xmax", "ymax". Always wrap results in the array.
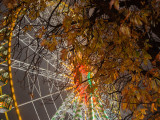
[{"xmin": 0, "ymin": 1, "xmax": 118, "ymax": 120}]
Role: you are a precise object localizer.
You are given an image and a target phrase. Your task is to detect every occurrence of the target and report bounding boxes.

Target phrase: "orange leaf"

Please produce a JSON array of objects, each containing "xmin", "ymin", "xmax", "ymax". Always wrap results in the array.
[
  {"xmin": 121, "ymin": 103, "xmax": 127, "ymax": 110},
  {"xmin": 139, "ymin": 114, "xmax": 145, "ymax": 119},
  {"xmin": 61, "ymin": 49, "xmax": 68, "ymax": 61},
  {"xmin": 151, "ymin": 103, "xmax": 157, "ymax": 112},
  {"xmin": 141, "ymin": 108, "xmax": 147, "ymax": 115}
]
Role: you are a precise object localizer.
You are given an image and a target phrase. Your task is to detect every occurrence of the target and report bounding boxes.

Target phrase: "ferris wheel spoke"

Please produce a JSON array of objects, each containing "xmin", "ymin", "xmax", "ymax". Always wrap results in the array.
[
  {"xmin": 16, "ymin": 89, "xmax": 65, "ymax": 108},
  {"xmin": 1, "ymin": 59, "xmax": 67, "ymax": 82},
  {"xmin": 31, "ymin": 101, "xmax": 41, "ymax": 120}
]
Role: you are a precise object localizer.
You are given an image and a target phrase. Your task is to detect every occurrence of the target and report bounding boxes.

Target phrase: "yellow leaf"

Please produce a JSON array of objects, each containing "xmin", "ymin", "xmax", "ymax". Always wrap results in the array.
[
  {"xmin": 120, "ymin": 25, "xmax": 130, "ymax": 36},
  {"xmin": 136, "ymin": 91, "xmax": 141, "ymax": 101},
  {"xmin": 144, "ymin": 53, "xmax": 152, "ymax": 59},
  {"xmin": 136, "ymin": 17, "xmax": 143, "ymax": 26},
  {"xmin": 131, "ymin": 17, "xmax": 143, "ymax": 26},
  {"xmin": 151, "ymin": 80, "xmax": 158, "ymax": 91},
  {"xmin": 114, "ymin": 0, "xmax": 119, "ymax": 10}
]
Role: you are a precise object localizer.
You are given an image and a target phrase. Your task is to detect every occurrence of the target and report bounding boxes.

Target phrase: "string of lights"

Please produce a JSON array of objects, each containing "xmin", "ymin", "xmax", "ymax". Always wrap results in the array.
[{"xmin": 7, "ymin": 8, "xmax": 22, "ymax": 120}]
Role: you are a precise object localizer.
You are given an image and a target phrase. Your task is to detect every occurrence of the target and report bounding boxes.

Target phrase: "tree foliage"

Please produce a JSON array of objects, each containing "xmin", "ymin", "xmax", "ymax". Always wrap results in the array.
[{"xmin": 1, "ymin": 0, "xmax": 160, "ymax": 119}]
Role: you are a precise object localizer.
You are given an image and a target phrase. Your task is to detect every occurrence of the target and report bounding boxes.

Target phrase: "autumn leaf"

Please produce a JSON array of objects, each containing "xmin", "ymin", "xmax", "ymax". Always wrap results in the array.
[
  {"xmin": 151, "ymin": 103, "xmax": 157, "ymax": 112},
  {"xmin": 0, "ymin": 33, "xmax": 4, "ymax": 41},
  {"xmin": 151, "ymin": 80, "xmax": 158, "ymax": 91},
  {"xmin": 48, "ymin": 43, "xmax": 57, "ymax": 51},
  {"xmin": 121, "ymin": 103, "xmax": 128, "ymax": 110},
  {"xmin": 144, "ymin": 53, "xmax": 152, "ymax": 60},
  {"xmin": 141, "ymin": 108, "xmax": 147, "ymax": 115},
  {"xmin": 7, "ymin": 3, "xmax": 13, "ymax": 9},
  {"xmin": 109, "ymin": 0, "xmax": 115, "ymax": 9},
  {"xmin": 155, "ymin": 52, "xmax": 160, "ymax": 61},
  {"xmin": 113, "ymin": 71, "xmax": 118, "ymax": 79},
  {"xmin": 139, "ymin": 114, "xmax": 145, "ymax": 119},
  {"xmin": 41, "ymin": 39, "xmax": 47, "ymax": 46},
  {"xmin": 114, "ymin": 0, "xmax": 119, "ymax": 10},
  {"xmin": 136, "ymin": 91, "xmax": 141, "ymax": 101},
  {"xmin": 63, "ymin": 16, "xmax": 72, "ymax": 32},
  {"xmin": 130, "ymin": 16, "xmax": 143, "ymax": 26},
  {"xmin": 61, "ymin": 49, "xmax": 68, "ymax": 61},
  {"xmin": 120, "ymin": 25, "xmax": 131, "ymax": 36}
]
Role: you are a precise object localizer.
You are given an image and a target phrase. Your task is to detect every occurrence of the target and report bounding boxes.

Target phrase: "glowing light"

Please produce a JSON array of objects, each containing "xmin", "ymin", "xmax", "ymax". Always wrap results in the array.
[
  {"xmin": 87, "ymin": 72, "xmax": 92, "ymax": 87},
  {"xmin": 5, "ymin": 112, "xmax": 9, "ymax": 120},
  {"xmin": 7, "ymin": 8, "xmax": 22, "ymax": 120},
  {"xmin": 91, "ymin": 95, "xmax": 95, "ymax": 120},
  {"xmin": 63, "ymin": 63, "xmax": 112, "ymax": 119},
  {"xmin": 95, "ymin": 105, "xmax": 102, "ymax": 120}
]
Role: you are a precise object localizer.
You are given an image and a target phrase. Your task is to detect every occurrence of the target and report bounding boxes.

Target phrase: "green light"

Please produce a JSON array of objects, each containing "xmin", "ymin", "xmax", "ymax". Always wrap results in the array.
[
  {"xmin": 87, "ymin": 72, "xmax": 92, "ymax": 87},
  {"xmin": 87, "ymin": 72, "xmax": 95, "ymax": 119}
]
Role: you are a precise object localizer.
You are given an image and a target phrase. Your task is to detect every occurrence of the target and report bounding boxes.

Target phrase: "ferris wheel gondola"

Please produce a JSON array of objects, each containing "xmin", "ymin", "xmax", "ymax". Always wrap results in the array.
[
  {"xmin": 0, "ymin": 69, "xmax": 9, "ymax": 87},
  {"xmin": 0, "ymin": 41, "xmax": 8, "ymax": 87},
  {"xmin": 0, "ymin": 94, "xmax": 13, "ymax": 113},
  {"xmin": 0, "ymin": 45, "xmax": 8, "ymax": 61}
]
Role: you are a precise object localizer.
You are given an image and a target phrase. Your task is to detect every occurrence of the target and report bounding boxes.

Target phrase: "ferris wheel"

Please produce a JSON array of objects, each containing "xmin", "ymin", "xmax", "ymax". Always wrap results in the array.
[{"xmin": 0, "ymin": 1, "xmax": 118, "ymax": 120}]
